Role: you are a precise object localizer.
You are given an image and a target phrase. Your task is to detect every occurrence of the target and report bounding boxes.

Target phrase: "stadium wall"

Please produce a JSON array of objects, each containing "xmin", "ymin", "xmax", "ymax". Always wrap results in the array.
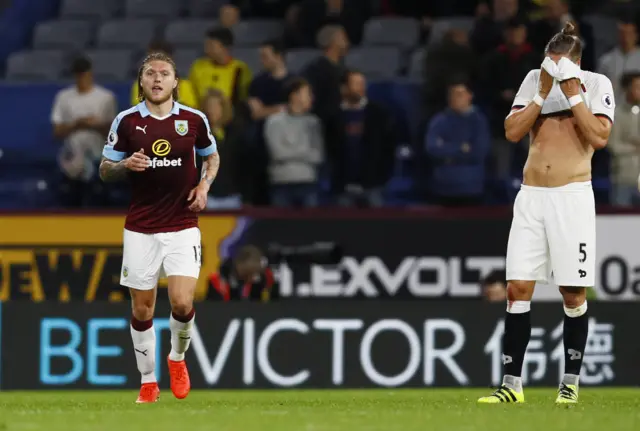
[
  {"xmin": 1, "ymin": 211, "xmax": 640, "ymax": 302},
  {"xmin": 0, "ymin": 300, "xmax": 634, "ymax": 390}
]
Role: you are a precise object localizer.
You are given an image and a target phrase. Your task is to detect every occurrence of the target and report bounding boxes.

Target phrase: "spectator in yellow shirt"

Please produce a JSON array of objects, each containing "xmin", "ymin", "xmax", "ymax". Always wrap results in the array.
[
  {"xmin": 130, "ymin": 40, "xmax": 198, "ymax": 108},
  {"xmin": 189, "ymin": 27, "xmax": 253, "ymax": 106}
]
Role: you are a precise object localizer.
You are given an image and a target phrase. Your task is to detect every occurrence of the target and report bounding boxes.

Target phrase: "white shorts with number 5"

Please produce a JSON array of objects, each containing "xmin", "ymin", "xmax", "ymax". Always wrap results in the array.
[
  {"xmin": 506, "ymin": 181, "xmax": 595, "ymax": 287},
  {"xmin": 120, "ymin": 227, "xmax": 202, "ymax": 290}
]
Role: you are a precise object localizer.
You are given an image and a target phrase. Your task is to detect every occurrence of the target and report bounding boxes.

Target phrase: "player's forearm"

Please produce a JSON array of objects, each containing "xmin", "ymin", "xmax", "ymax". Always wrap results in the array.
[
  {"xmin": 99, "ymin": 157, "xmax": 128, "ymax": 182},
  {"xmin": 199, "ymin": 152, "xmax": 220, "ymax": 189},
  {"xmin": 570, "ymin": 104, "xmax": 610, "ymax": 149},
  {"xmin": 504, "ymin": 102, "xmax": 542, "ymax": 143}
]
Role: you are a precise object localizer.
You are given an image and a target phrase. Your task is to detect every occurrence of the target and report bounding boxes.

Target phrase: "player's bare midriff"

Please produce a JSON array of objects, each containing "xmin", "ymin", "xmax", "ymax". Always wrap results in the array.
[{"xmin": 523, "ymin": 113, "xmax": 593, "ymax": 187}]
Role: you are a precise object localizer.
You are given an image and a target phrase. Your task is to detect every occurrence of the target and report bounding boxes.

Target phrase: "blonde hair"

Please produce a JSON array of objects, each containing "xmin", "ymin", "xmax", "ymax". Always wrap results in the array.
[
  {"xmin": 545, "ymin": 21, "xmax": 582, "ymax": 61},
  {"xmin": 137, "ymin": 52, "xmax": 179, "ymax": 102}
]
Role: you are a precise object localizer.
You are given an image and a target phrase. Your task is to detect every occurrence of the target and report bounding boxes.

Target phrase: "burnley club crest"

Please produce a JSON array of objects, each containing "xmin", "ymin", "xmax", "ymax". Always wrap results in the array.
[{"xmin": 175, "ymin": 120, "xmax": 188, "ymax": 136}]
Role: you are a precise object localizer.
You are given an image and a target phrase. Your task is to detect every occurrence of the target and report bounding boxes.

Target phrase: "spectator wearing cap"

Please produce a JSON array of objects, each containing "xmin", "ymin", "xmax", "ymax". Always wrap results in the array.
[
  {"xmin": 598, "ymin": 19, "xmax": 640, "ymax": 99},
  {"xmin": 130, "ymin": 40, "xmax": 198, "ymax": 109},
  {"xmin": 51, "ymin": 56, "xmax": 117, "ymax": 207},
  {"xmin": 189, "ymin": 27, "xmax": 253, "ymax": 108},
  {"xmin": 480, "ymin": 17, "xmax": 537, "ymax": 177}
]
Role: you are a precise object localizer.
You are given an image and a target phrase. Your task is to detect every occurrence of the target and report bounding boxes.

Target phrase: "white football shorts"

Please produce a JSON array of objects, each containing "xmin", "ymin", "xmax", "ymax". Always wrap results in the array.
[
  {"xmin": 506, "ymin": 181, "xmax": 595, "ymax": 287},
  {"xmin": 120, "ymin": 227, "xmax": 202, "ymax": 290}
]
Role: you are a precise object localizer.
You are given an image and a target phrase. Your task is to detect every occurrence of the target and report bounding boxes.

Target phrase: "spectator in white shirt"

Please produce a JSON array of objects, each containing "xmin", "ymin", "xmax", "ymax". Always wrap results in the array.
[{"xmin": 51, "ymin": 56, "xmax": 117, "ymax": 207}]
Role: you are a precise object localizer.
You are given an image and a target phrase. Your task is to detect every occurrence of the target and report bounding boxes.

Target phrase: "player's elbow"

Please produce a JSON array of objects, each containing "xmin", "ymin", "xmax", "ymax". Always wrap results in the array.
[
  {"xmin": 504, "ymin": 119, "xmax": 524, "ymax": 143},
  {"xmin": 591, "ymin": 137, "xmax": 608, "ymax": 150},
  {"xmin": 98, "ymin": 161, "xmax": 112, "ymax": 182},
  {"xmin": 505, "ymin": 128, "xmax": 524, "ymax": 143}
]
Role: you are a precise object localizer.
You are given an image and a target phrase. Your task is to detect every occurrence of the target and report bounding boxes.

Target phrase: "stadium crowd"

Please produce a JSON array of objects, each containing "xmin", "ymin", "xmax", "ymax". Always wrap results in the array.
[{"xmin": 3, "ymin": 0, "xmax": 640, "ymax": 208}]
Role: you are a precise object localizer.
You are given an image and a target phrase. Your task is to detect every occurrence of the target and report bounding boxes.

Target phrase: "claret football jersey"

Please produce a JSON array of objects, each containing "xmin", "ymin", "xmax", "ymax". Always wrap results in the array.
[{"xmin": 103, "ymin": 102, "xmax": 217, "ymax": 233}]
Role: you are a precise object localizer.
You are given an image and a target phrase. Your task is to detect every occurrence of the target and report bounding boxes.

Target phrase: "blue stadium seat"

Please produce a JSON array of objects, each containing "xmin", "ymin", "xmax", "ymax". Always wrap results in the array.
[
  {"xmin": 285, "ymin": 49, "xmax": 321, "ymax": 73},
  {"xmin": 5, "ymin": 50, "xmax": 66, "ymax": 81},
  {"xmin": 345, "ymin": 47, "xmax": 401, "ymax": 79},
  {"xmin": 428, "ymin": 17, "xmax": 474, "ymax": 45},
  {"xmin": 60, "ymin": 0, "xmax": 123, "ymax": 20},
  {"xmin": 33, "ymin": 20, "xmax": 94, "ymax": 50},
  {"xmin": 165, "ymin": 19, "xmax": 217, "ymax": 47},
  {"xmin": 232, "ymin": 47, "xmax": 262, "ymax": 74},
  {"xmin": 125, "ymin": 0, "xmax": 183, "ymax": 19},
  {"xmin": 173, "ymin": 49, "xmax": 200, "ymax": 77},
  {"xmin": 86, "ymin": 49, "xmax": 134, "ymax": 81},
  {"xmin": 232, "ymin": 20, "xmax": 283, "ymax": 46},
  {"xmin": 97, "ymin": 19, "xmax": 157, "ymax": 50},
  {"xmin": 187, "ymin": 0, "xmax": 228, "ymax": 17},
  {"xmin": 363, "ymin": 18, "xmax": 420, "ymax": 48}
]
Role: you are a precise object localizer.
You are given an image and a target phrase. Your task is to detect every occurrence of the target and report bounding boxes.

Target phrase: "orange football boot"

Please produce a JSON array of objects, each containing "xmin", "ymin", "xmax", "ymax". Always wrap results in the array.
[
  {"xmin": 167, "ymin": 356, "xmax": 191, "ymax": 399},
  {"xmin": 136, "ymin": 382, "xmax": 160, "ymax": 404}
]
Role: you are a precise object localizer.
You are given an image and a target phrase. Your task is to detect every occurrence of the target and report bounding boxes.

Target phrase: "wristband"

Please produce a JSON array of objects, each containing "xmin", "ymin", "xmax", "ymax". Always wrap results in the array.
[
  {"xmin": 533, "ymin": 94, "xmax": 545, "ymax": 106},
  {"xmin": 568, "ymin": 95, "xmax": 583, "ymax": 107}
]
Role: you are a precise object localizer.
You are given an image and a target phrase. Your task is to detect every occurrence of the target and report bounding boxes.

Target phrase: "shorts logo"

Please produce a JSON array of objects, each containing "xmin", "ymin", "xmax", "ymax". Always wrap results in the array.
[
  {"xmin": 602, "ymin": 93, "xmax": 613, "ymax": 109},
  {"xmin": 568, "ymin": 349, "xmax": 582, "ymax": 360},
  {"xmin": 175, "ymin": 120, "xmax": 188, "ymax": 136},
  {"xmin": 152, "ymin": 139, "xmax": 171, "ymax": 157},
  {"xmin": 107, "ymin": 130, "xmax": 118, "ymax": 146},
  {"xmin": 123, "ymin": 266, "xmax": 128, "ymax": 277}
]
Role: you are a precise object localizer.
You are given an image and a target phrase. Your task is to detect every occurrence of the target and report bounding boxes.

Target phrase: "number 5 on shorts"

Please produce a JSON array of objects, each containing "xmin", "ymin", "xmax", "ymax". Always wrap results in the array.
[
  {"xmin": 579, "ymin": 242, "xmax": 587, "ymax": 263},
  {"xmin": 193, "ymin": 245, "xmax": 201, "ymax": 264}
]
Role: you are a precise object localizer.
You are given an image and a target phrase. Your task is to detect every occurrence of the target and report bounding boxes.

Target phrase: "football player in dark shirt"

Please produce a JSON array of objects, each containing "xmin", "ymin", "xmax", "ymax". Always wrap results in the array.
[{"xmin": 100, "ymin": 52, "xmax": 220, "ymax": 404}]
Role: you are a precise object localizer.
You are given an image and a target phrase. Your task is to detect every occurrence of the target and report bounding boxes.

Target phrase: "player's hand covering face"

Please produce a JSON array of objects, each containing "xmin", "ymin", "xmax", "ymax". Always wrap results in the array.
[
  {"xmin": 539, "ymin": 68, "xmax": 554, "ymax": 98},
  {"xmin": 140, "ymin": 60, "xmax": 178, "ymax": 104},
  {"xmin": 560, "ymin": 79, "xmax": 581, "ymax": 97}
]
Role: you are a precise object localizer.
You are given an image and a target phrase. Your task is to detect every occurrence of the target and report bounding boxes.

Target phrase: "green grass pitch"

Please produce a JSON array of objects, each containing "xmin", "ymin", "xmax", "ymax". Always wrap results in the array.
[{"xmin": 0, "ymin": 388, "xmax": 638, "ymax": 431}]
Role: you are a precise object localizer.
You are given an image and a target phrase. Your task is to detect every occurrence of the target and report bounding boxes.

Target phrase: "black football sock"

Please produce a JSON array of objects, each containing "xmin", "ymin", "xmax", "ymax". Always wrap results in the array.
[
  {"xmin": 502, "ymin": 300, "xmax": 532, "ymax": 392},
  {"xmin": 562, "ymin": 301, "xmax": 589, "ymax": 386}
]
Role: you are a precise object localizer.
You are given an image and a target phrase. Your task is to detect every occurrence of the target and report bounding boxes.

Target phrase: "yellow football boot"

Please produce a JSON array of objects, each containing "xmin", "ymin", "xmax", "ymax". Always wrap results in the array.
[
  {"xmin": 555, "ymin": 383, "xmax": 579, "ymax": 404},
  {"xmin": 478, "ymin": 385, "xmax": 525, "ymax": 404}
]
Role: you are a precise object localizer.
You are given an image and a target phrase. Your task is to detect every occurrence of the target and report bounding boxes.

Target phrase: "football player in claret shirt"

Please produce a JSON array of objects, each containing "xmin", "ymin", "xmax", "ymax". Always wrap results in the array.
[{"xmin": 100, "ymin": 52, "xmax": 220, "ymax": 404}]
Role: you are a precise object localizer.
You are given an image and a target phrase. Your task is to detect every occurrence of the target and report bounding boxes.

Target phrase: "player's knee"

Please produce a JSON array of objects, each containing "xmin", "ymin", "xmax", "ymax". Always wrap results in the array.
[
  {"xmin": 559, "ymin": 286, "xmax": 587, "ymax": 308},
  {"xmin": 132, "ymin": 302, "xmax": 154, "ymax": 321},
  {"xmin": 507, "ymin": 281, "xmax": 534, "ymax": 301},
  {"xmin": 130, "ymin": 292, "xmax": 155, "ymax": 321},
  {"xmin": 171, "ymin": 301, "xmax": 193, "ymax": 318}
]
